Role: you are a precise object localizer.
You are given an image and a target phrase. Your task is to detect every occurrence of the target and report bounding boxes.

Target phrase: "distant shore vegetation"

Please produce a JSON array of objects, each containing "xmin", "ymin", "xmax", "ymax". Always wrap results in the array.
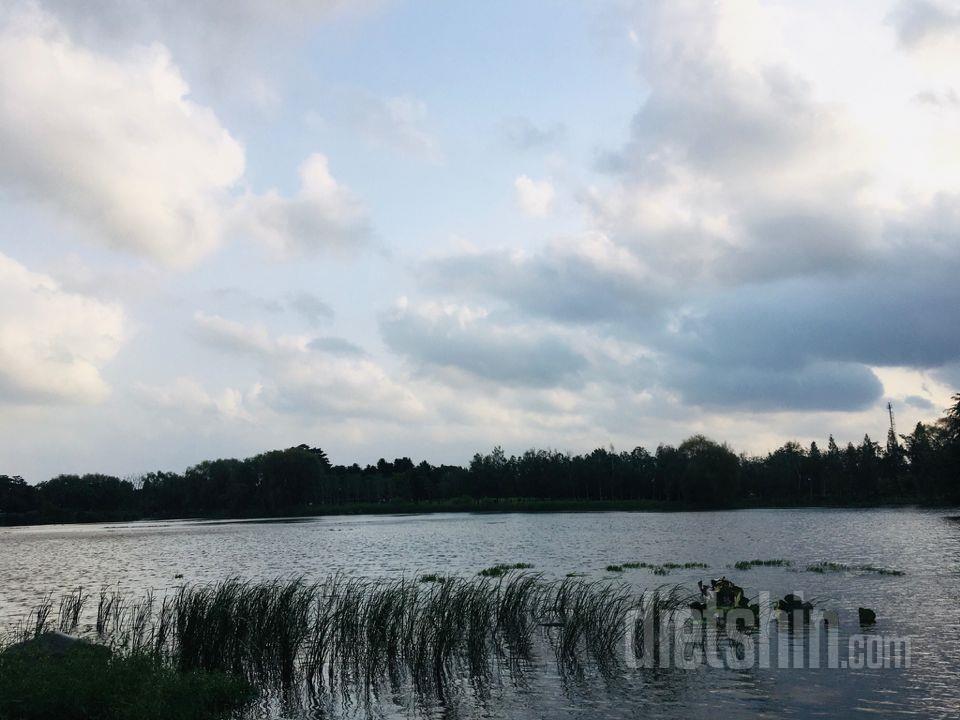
[{"xmin": 2, "ymin": 395, "xmax": 959, "ymax": 526}]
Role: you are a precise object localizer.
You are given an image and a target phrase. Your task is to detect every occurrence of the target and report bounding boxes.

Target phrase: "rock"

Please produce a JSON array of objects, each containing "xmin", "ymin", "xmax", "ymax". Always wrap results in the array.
[
  {"xmin": 2, "ymin": 632, "xmax": 109, "ymax": 659},
  {"xmin": 858, "ymin": 607, "xmax": 876, "ymax": 625}
]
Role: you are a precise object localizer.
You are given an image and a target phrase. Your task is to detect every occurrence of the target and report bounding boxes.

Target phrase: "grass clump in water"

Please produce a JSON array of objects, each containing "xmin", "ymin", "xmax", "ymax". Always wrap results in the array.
[
  {"xmin": 419, "ymin": 573, "xmax": 449, "ymax": 583},
  {"xmin": 734, "ymin": 559, "xmax": 791, "ymax": 570},
  {"xmin": 0, "ymin": 644, "xmax": 251, "ymax": 720},
  {"xmin": 605, "ymin": 565, "xmax": 624, "ymax": 573},
  {"xmin": 805, "ymin": 562, "xmax": 903, "ymax": 576},
  {"xmin": 663, "ymin": 562, "xmax": 709, "ymax": 570},
  {"xmin": 18, "ymin": 574, "xmax": 693, "ymax": 710},
  {"xmin": 477, "ymin": 563, "xmax": 534, "ymax": 578},
  {"xmin": 620, "ymin": 561, "xmax": 709, "ymax": 575}
]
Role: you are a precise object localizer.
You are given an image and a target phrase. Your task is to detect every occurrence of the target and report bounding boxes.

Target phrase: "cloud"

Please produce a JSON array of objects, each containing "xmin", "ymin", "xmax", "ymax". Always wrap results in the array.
[
  {"xmin": 514, "ymin": 175, "xmax": 555, "ymax": 218},
  {"xmin": 190, "ymin": 312, "xmax": 423, "ymax": 422},
  {"xmin": 235, "ymin": 153, "xmax": 371, "ymax": 256},
  {"xmin": 135, "ymin": 377, "xmax": 254, "ymax": 421},
  {"xmin": 889, "ymin": 0, "xmax": 960, "ymax": 47},
  {"xmin": 904, "ymin": 394, "xmax": 935, "ymax": 411},
  {"xmin": 308, "ymin": 336, "xmax": 366, "ymax": 357},
  {"xmin": 665, "ymin": 359, "xmax": 883, "ymax": 412},
  {"xmin": 324, "ymin": 92, "xmax": 440, "ymax": 161},
  {"xmin": 22, "ymin": 0, "xmax": 379, "ymax": 105},
  {"xmin": 0, "ymin": 252, "xmax": 124, "ymax": 405},
  {"xmin": 421, "ymin": 232, "xmax": 666, "ymax": 325},
  {"xmin": 267, "ymin": 353, "xmax": 426, "ymax": 421},
  {"xmin": 288, "ymin": 292, "xmax": 335, "ymax": 325},
  {"xmin": 499, "ymin": 117, "xmax": 565, "ymax": 150},
  {"xmin": 192, "ymin": 312, "xmax": 273, "ymax": 356},
  {"xmin": 0, "ymin": 8, "xmax": 245, "ymax": 267},
  {"xmin": 411, "ymin": 1, "xmax": 960, "ymax": 413},
  {"xmin": 381, "ymin": 300, "xmax": 587, "ymax": 387}
]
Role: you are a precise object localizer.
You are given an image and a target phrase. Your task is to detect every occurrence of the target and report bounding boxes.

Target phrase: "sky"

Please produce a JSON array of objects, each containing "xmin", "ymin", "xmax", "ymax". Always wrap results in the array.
[{"xmin": 1, "ymin": 0, "xmax": 959, "ymax": 482}]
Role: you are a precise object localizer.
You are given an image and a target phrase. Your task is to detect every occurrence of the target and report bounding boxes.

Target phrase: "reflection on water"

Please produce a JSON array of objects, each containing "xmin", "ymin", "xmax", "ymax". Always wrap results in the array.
[{"xmin": 2, "ymin": 508, "xmax": 959, "ymax": 718}]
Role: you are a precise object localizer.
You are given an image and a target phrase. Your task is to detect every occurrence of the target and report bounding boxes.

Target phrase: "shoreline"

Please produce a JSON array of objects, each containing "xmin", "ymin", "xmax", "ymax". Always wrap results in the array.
[{"xmin": 2, "ymin": 497, "xmax": 954, "ymax": 529}]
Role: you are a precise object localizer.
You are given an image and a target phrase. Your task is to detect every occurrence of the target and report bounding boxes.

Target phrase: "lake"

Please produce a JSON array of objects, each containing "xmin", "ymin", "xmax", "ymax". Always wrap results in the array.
[{"xmin": 2, "ymin": 508, "xmax": 958, "ymax": 718}]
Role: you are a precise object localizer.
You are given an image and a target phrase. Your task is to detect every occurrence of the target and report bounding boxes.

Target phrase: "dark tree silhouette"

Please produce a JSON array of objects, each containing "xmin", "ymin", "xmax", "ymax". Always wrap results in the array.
[{"xmin": 3, "ymin": 400, "xmax": 960, "ymax": 527}]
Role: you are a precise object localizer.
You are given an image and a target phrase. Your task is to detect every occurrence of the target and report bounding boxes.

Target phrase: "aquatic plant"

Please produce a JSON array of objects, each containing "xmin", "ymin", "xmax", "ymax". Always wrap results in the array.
[
  {"xmin": 805, "ymin": 562, "xmax": 903, "ymax": 576},
  {"xmin": 734, "ymin": 559, "xmax": 791, "ymax": 570},
  {"xmin": 12, "ymin": 574, "xmax": 689, "ymax": 706},
  {"xmin": 605, "ymin": 565, "xmax": 624, "ymax": 572},
  {"xmin": 418, "ymin": 573, "xmax": 448, "ymax": 583},
  {"xmin": 620, "ymin": 561, "xmax": 709, "ymax": 575},
  {"xmin": 477, "ymin": 563, "xmax": 534, "ymax": 578}
]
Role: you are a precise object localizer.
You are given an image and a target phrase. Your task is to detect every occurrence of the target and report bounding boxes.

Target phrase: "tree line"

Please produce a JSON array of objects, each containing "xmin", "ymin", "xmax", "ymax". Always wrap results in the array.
[{"xmin": 2, "ymin": 396, "xmax": 958, "ymax": 525}]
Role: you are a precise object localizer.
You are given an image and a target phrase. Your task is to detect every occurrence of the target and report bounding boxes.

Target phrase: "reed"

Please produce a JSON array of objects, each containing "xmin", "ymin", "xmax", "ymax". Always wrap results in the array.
[{"xmin": 10, "ymin": 574, "xmax": 688, "ymax": 706}]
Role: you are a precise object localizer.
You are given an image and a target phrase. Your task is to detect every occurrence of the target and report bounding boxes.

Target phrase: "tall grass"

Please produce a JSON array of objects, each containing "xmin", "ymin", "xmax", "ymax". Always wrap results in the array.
[{"xmin": 8, "ymin": 574, "xmax": 690, "ymax": 705}]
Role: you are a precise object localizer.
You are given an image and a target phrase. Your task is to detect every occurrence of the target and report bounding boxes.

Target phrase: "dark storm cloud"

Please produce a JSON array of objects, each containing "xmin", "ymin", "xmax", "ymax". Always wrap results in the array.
[
  {"xmin": 417, "ymin": 239, "xmax": 960, "ymax": 412},
  {"xmin": 380, "ymin": 305, "xmax": 588, "ymax": 388},
  {"xmin": 665, "ymin": 359, "xmax": 882, "ymax": 412},
  {"xmin": 664, "ymin": 249, "xmax": 960, "ymax": 372}
]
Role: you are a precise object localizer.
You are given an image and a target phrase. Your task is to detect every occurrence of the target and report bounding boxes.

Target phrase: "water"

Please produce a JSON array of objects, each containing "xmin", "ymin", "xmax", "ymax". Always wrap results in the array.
[{"xmin": 2, "ymin": 508, "xmax": 959, "ymax": 718}]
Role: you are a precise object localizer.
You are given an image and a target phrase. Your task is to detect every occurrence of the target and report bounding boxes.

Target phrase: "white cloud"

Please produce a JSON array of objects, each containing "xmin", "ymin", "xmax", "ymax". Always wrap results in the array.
[
  {"xmin": 0, "ymin": 8, "xmax": 245, "ymax": 267},
  {"xmin": 18, "ymin": 0, "xmax": 381, "ymax": 106},
  {"xmin": 135, "ymin": 376, "xmax": 255, "ymax": 422},
  {"xmin": 513, "ymin": 175, "xmax": 555, "ymax": 217},
  {"xmin": 190, "ymin": 312, "xmax": 424, "ymax": 422},
  {"xmin": 235, "ymin": 153, "xmax": 371, "ymax": 256},
  {"xmin": 0, "ymin": 252, "xmax": 124, "ymax": 405}
]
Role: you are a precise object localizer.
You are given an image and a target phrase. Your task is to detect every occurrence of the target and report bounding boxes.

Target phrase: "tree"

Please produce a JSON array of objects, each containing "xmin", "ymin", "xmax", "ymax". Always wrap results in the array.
[
  {"xmin": 0, "ymin": 475, "xmax": 36, "ymax": 515},
  {"xmin": 676, "ymin": 435, "xmax": 740, "ymax": 505}
]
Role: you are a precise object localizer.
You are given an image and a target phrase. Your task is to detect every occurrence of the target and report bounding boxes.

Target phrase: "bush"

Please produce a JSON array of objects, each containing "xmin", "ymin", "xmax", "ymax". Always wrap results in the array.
[{"xmin": 0, "ymin": 644, "xmax": 252, "ymax": 720}]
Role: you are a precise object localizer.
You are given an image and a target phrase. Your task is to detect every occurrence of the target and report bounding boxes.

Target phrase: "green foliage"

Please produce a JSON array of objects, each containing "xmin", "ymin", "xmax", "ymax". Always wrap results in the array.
[
  {"xmin": 805, "ymin": 562, "xmax": 903, "ymax": 576},
  {"xmin": 734, "ymin": 559, "xmax": 791, "ymax": 570},
  {"xmin": 0, "ymin": 646, "xmax": 251, "ymax": 720},
  {"xmin": 605, "ymin": 565, "xmax": 624, "ymax": 572},
  {"xmin": 620, "ymin": 561, "xmax": 708, "ymax": 575},
  {"xmin": 419, "ymin": 573, "xmax": 449, "ymax": 583},
  {"xmin": 477, "ymin": 563, "xmax": 534, "ymax": 578}
]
